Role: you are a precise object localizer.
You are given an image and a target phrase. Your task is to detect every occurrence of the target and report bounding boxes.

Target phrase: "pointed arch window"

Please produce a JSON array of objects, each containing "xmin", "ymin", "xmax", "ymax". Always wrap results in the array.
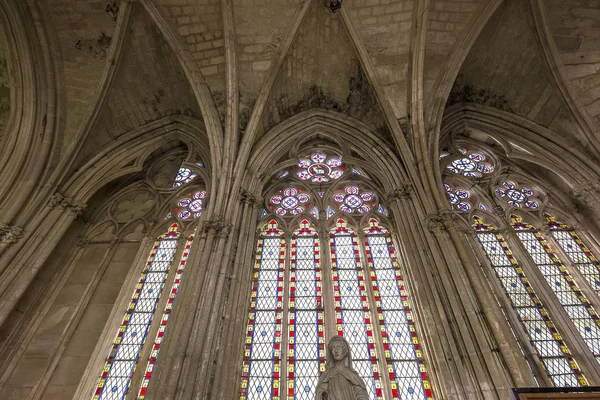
[
  {"xmin": 330, "ymin": 218, "xmax": 383, "ymax": 399},
  {"xmin": 240, "ymin": 216, "xmax": 432, "ymax": 400},
  {"xmin": 94, "ymin": 224, "xmax": 181, "ymax": 400},
  {"xmin": 512, "ymin": 215, "xmax": 600, "ymax": 365},
  {"xmin": 93, "ymin": 160, "xmax": 206, "ymax": 399},
  {"xmin": 138, "ymin": 233, "xmax": 195, "ymax": 399},
  {"xmin": 241, "ymin": 220, "xmax": 286, "ymax": 399},
  {"xmin": 288, "ymin": 220, "xmax": 325, "ymax": 400},
  {"xmin": 364, "ymin": 219, "xmax": 432, "ymax": 398},
  {"xmin": 473, "ymin": 217, "xmax": 586, "ymax": 386}
]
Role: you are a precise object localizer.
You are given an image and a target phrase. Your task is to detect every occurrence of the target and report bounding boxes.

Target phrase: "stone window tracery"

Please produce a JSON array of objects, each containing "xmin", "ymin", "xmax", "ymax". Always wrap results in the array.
[
  {"xmin": 445, "ymin": 148, "xmax": 494, "ymax": 179},
  {"xmin": 495, "ymin": 181, "xmax": 539, "ymax": 209},
  {"xmin": 443, "ymin": 183, "xmax": 472, "ymax": 212},
  {"xmin": 173, "ymin": 166, "xmax": 198, "ymax": 187},
  {"xmin": 295, "ymin": 152, "xmax": 344, "ymax": 183},
  {"xmin": 512, "ymin": 215, "xmax": 600, "ymax": 366},
  {"xmin": 269, "ymin": 187, "xmax": 311, "ymax": 216},
  {"xmin": 175, "ymin": 190, "xmax": 207, "ymax": 220},
  {"xmin": 546, "ymin": 215, "xmax": 600, "ymax": 296},
  {"xmin": 332, "ymin": 185, "xmax": 376, "ymax": 214}
]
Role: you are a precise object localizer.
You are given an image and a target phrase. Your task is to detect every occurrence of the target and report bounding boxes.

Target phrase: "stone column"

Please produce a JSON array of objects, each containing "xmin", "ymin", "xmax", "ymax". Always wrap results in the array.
[
  {"xmin": 387, "ymin": 183, "xmax": 513, "ymax": 399},
  {"xmin": 146, "ymin": 201, "xmax": 241, "ymax": 400},
  {"xmin": 211, "ymin": 190, "xmax": 262, "ymax": 399}
]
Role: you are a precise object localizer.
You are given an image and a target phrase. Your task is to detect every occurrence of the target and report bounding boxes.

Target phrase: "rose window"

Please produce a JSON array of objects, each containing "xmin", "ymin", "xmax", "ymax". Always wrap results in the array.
[
  {"xmin": 443, "ymin": 184, "xmax": 472, "ymax": 212},
  {"xmin": 446, "ymin": 149, "xmax": 494, "ymax": 179},
  {"xmin": 495, "ymin": 181, "xmax": 539, "ymax": 209},
  {"xmin": 269, "ymin": 188, "xmax": 310, "ymax": 216},
  {"xmin": 332, "ymin": 185, "xmax": 375, "ymax": 214},
  {"xmin": 175, "ymin": 190, "xmax": 207, "ymax": 219},
  {"xmin": 173, "ymin": 167, "xmax": 198, "ymax": 187},
  {"xmin": 295, "ymin": 152, "xmax": 344, "ymax": 183}
]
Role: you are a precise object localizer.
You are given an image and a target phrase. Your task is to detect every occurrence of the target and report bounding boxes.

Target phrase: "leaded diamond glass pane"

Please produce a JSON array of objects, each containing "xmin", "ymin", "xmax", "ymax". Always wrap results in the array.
[
  {"xmin": 516, "ymin": 226, "xmax": 600, "ymax": 362},
  {"xmin": 364, "ymin": 226, "xmax": 431, "ymax": 400},
  {"xmin": 241, "ymin": 224, "xmax": 284, "ymax": 400},
  {"xmin": 95, "ymin": 228, "xmax": 179, "ymax": 400},
  {"xmin": 331, "ymin": 226, "xmax": 382, "ymax": 400},
  {"xmin": 287, "ymin": 223, "xmax": 325, "ymax": 400},
  {"xmin": 472, "ymin": 222, "xmax": 586, "ymax": 387},
  {"xmin": 550, "ymin": 229, "xmax": 600, "ymax": 297}
]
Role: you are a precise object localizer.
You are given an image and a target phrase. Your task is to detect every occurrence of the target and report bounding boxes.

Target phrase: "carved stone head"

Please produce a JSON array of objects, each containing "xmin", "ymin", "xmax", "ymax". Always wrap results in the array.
[{"xmin": 325, "ymin": 0, "xmax": 342, "ymax": 13}]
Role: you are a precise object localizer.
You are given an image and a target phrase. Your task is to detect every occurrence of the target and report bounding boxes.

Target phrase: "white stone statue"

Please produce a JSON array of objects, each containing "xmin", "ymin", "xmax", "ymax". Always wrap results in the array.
[{"xmin": 315, "ymin": 336, "xmax": 369, "ymax": 400}]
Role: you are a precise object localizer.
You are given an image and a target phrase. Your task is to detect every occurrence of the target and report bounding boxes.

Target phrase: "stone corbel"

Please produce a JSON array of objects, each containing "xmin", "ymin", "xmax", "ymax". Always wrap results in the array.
[{"xmin": 0, "ymin": 224, "xmax": 24, "ymax": 244}]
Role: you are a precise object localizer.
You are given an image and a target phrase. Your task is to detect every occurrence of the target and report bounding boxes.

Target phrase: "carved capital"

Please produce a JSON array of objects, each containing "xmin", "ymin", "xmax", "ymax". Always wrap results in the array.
[
  {"xmin": 49, "ymin": 192, "xmax": 87, "ymax": 215},
  {"xmin": 385, "ymin": 182, "xmax": 413, "ymax": 204},
  {"xmin": 426, "ymin": 209, "xmax": 466, "ymax": 235},
  {"xmin": 426, "ymin": 213, "xmax": 447, "ymax": 235},
  {"xmin": 203, "ymin": 217, "xmax": 233, "ymax": 237},
  {"xmin": 48, "ymin": 193, "xmax": 65, "ymax": 208},
  {"xmin": 240, "ymin": 189, "xmax": 262, "ymax": 207},
  {"xmin": 1, "ymin": 225, "xmax": 24, "ymax": 244}
]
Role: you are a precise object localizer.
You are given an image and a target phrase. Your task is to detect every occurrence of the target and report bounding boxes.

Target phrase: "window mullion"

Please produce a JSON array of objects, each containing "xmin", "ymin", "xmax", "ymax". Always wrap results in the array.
[{"xmin": 319, "ymin": 228, "xmax": 336, "ymax": 343}]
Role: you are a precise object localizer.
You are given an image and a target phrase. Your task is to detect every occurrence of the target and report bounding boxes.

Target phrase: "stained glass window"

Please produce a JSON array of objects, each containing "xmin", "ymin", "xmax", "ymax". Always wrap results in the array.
[
  {"xmin": 242, "ymin": 200, "xmax": 433, "ymax": 398},
  {"xmin": 175, "ymin": 190, "xmax": 207, "ymax": 220},
  {"xmin": 495, "ymin": 181, "xmax": 539, "ymax": 209},
  {"xmin": 445, "ymin": 149, "xmax": 494, "ymax": 179},
  {"xmin": 173, "ymin": 167, "xmax": 197, "ymax": 187},
  {"xmin": 332, "ymin": 185, "xmax": 375, "ymax": 214},
  {"xmin": 547, "ymin": 215, "xmax": 600, "ymax": 297},
  {"xmin": 512, "ymin": 215, "xmax": 600, "ymax": 365},
  {"xmin": 295, "ymin": 152, "xmax": 344, "ymax": 183},
  {"xmin": 241, "ymin": 220, "xmax": 285, "ymax": 400},
  {"xmin": 442, "ymin": 184, "xmax": 472, "ymax": 212},
  {"xmin": 94, "ymin": 224, "xmax": 180, "ymax": 400},
  {"xmin": 310, "ymin": 207, "xmax": 319, "ymax": 220},
  {"xmin": 138, "ymin": 234, "xmax": 195, "ymax": 399},
  {"xmin": 269, "ymin": 188, "xmax": 311, "ymax": 216},
  {"xmin": 330, "ymin": 219, "xmax": 383, "ymax": 400},
  {"xmin": 288, "ymin": 220, "xmax": 325, "ymax": 399},
  {"xmin": 364, "ymin": 219, "xmax": 432, "ymax": 398},
  {"xmin": 474, "ymin": 217, "xmax": 586, "ymax": 387}
]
